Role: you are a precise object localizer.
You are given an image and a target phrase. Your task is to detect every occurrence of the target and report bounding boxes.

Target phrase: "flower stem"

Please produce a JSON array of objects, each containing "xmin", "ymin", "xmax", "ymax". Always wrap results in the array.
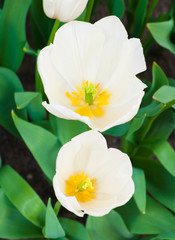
[
  {"xmin": 47, "ymin": 19, "xmax": 60, "ymax": 45},
  {"xmin": 84, "ymin": 0, "xmax": 94, "ymax": 22}
]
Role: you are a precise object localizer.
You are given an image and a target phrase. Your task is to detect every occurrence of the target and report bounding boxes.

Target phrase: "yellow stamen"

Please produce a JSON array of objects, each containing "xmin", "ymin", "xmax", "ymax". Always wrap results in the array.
[
  {"xmin": 75, "ymin": 104, "xmax": 92, "ymax": 119},
  {"xmin": 65, "ymin": 172, "xmax": 96, "ymax": 202},
  {"xmin": 66, "ymin": 81, "xmax": 110, "ymax": 118}
]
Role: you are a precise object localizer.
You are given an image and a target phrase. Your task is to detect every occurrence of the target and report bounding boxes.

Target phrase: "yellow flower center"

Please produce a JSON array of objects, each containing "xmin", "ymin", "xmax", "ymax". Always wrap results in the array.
[
  {"xmin": 65, "ymin": 172, "xmax": 96, "ymax": 202},
  {"xmin": 66, "ymin": 81, "xmax": 110, "ymax": 119}
]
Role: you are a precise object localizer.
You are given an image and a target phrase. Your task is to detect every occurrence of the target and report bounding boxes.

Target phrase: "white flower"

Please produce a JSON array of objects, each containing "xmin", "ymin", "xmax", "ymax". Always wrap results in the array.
[
  {"xmin": 38, "ymin": 16, "xmax": 147, "ymax": 132},
  {"xmin": 53, "ymin": 130, "xmax": 134, "ymax": 217},
  {"xmin": 43, "ymin": 0, "xmax": 88, "ymax": 22}
]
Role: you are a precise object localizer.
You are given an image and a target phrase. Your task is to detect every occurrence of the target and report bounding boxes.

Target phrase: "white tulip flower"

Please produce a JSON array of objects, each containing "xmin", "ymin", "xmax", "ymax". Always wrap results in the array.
[
  {"xmin": 53, "ymin": 130, "xmax": 134, "ymax": 217},
  {"xmin": 43, "ymin": 0, "xmax": 88, "ymax": 22},
  {"xmin": 38, "ymin": 16, "xmax": 147, "ymax": 132}
]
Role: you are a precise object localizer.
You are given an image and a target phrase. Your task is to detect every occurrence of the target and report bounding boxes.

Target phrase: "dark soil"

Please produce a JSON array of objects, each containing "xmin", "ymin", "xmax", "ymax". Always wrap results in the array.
[{"xmin": 0, "ymin": 0, "xmax": 174, "ymax": 235}]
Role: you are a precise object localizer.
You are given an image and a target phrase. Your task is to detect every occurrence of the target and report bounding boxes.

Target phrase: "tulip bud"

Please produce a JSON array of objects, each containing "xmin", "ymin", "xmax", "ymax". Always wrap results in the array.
[{"xmin": 43, "ymin": 0, "xmax": 88, "ymax": 22}]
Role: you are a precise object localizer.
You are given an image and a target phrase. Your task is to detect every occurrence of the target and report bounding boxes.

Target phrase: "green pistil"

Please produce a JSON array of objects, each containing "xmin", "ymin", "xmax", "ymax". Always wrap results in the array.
[
  {"xmin": 77, "ymin": 178, "xmax": 93, "ymax": 192},
  {"xmin": 82, "ymin": 83, "xmax": 97, "ymax": 105}
]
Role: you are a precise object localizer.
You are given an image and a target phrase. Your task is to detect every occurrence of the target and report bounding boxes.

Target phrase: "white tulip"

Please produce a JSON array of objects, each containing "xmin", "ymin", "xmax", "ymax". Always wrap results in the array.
[
  {"xmin": 43, "ymin": 0, "xmax": 88, "ymax": 22},
  {"xmin": 53, "ymin": 130, "xmax": 134, "ymax": 217},
  {"xmin": 38, "ymin": 16, "xmax": 147, "ymax": 132}
]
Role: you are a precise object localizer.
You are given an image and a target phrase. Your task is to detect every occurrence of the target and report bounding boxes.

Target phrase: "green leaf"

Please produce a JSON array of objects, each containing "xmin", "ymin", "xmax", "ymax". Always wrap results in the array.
[
  {"xmin": 143, "ymin": 62, "xmax": 169, "ymax": 106},
  {"xmin": 0, "ymin": 0, "xmax": 31, "ymax": 71},
  {"xmin": 107, "ymin": 0, "xmax": 125, "ymax": 19},
  {"xmin": 117, "ymin": 196, "xmax": 175, "ymax": 234},
  {"xmin": 141, "ymin": 237, "xmax": 155, "ymax": 240},
  {"xmin": 134, "ymin": 157, "xmax": 175, "ymax": 214},
  {"xmin": 54, "ymin": 201, "xmax": 61, "ymax": 215},
  {"xmin": 44, "ymin": 199, "xmax": 65, "ymax": 238},
  {"xmin": 127, "ymin": 114, "xmax": 146, "ymax": 137},
  {"xmin": 29, "ymin": 0, "xmax": 54, "ymax": 49},
  {"xmin": 153, "ymin": 85, "xmax": 175, "ymax": 109},
  {"xmin": 168, "ymin": 78, "xmax": 175, "ymax": 87},
  {"xmin": 60, "ymin": 218, "xmax": 90, "ymax": 240},
  {"xmin": 0, "ymin": 165, "xmax": 46, "ymax": 228},
  {"xmin": 132, "ymin": 168, "xmax": 146, "ymax": 213},
  {"xmin": 86, "ymin": 210, "xmax": 134, "ymax": 240},
  {"xmin": 15, "ymin": 91, "xmax": 46, "ymax": 121},
  {"xmin": 147, "ymin": 18, "xmax": 175, "ymax": 53},
  {"xmin": 144, "ymin": 140, "xmax": 175, "ymax": 177},
  {"xmin": 140, "ymin": 100, "xmax": 163, "ymax": 117},
  {"xmin": 145, "ymin": 0, "xmax": 159, "ymax": 23},
  {"xmin": 0, "ymin": 67, "xmax": 26, "ymax": 137},
  {"xmin": 145, "ymin": 109, "xmax": 175, "ymax": 141},
  {"xmin": 12, "ymin": 112, "xmax": 61, "ymax": 181},
  {"xmin": 152, "ymin": 232, "xmax": 175, "ymax": 239},
  {"xmin": 0, "ymin": 189, "xmax": 43, "ymax": 239},
  {"xmin": 50, "ymin": 115, "xmax": 87, "ymax": 145},
  {"xmin": 104, "ymin": 122, "xmax": 130, "ymax": 137},
  {"xmin": 133, "ymin": 0, "xmax": 149, "ymax": 37}
]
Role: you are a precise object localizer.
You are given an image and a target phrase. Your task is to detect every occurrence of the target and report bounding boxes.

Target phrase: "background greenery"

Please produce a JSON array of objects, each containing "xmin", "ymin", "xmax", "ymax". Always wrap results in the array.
[{"xmin": 0, "ymin": 0, "xmax": 175, "ymax": 239}]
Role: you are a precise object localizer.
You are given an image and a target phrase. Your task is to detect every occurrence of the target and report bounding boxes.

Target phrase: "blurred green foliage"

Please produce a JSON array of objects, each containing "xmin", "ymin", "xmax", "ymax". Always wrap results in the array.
[{"xmin": 0, "ymin": 0, "xmax": 175, "ymax": 239}]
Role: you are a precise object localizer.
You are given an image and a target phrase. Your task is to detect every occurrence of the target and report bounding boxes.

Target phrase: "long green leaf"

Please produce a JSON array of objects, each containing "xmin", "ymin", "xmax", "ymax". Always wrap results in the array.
[
  {"xmin": 144, "ymin": 140, "xmax": 175, "ymax": 177},
  {"xmin": 118, "ymin": 196, "xmax": 175, "ymax": 234},
  {"xmin": 60, "ymin": 218, "xmax": 91, "ymax": 240},
  {"xmin": 0, "ymin": 0, "xmax": 31, "ymax": 70},
  {"xmin": 29, "ymin": 0, "xmax": 54, "ymax": 49},
  {"xmin": 127, "ymin": 114, "xmax": 146, "ymax": 138},
  {"xmin": 50, "ymin": 115, "xmax": 87, "ymax": 145},
  {"xmin": 15, "ymin": 91, "xmax": 46, "ymax": 121},
  {"xmin": 0, "ymin": 165, "xmax": 46, "ymax": 228},
  {"xmin": 107, "ymin": 0, "xmax": 125, "ymax": 19},
  {"xmin": 152, "ymin": 232, "xmax": 175, "ymax": 239},
  {"xmin": 44, "ymin": 199, "xmax": 65, "ymax": 238},
  {"xmin": 0, "ymin": 189, "xmax": 43, "ymax": 239},
  {"xmin": 133, "ymin": 0, "xmax": 149, "ymax": 37},
  {"xmin": 104, "ymin": 122, "xmax": 130, "ymax": 137},
  {"xmin": 147, "ymin": 18, "xmax": 175, "ymax": 53},
  {"xmin": 134, "ymin": 157, "xmax": 175, "ymax": 213},
  {"xmin": 0, "ymin": 67, "xmax": 26, "ymax": 137},
  {"xmin": 12, "ymin": 112, "xmax": 61, "ymax": 181},
  {"xmin": 86, "ymin": 210, "xmax": 134, "ymax": 240},
  {"xmin": 142, "ymin": 62, "xmax": 169, "ymax": 106},
  {"xmin": 153, "ymin": 85, "xmax": 175, "ymax": 109},
  {"xmin": 132, "ymin": 167, "xmax": 146, "ymax": 213},
  {"xmin": 145, "ymin": 109, "xmax": 175, "ymax": 141}
]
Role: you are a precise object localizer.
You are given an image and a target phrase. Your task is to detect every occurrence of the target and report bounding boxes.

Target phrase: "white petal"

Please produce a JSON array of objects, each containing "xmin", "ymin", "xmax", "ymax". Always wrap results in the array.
[
  {"xmin": 38, "ymin": 45, "xmax": 72, "ymax": 106},
  {"xmin": 53, "ymin": 174, "xmax": 84, "ymax": 217},
  {"xmin": 89, "ymin": 78, "xmax": 146, "ymax": 132},
  {"xmin": 55, "ymin": 138, "xmax": 81, "ymax": 179},
  {"xmin": 43, "ymin": 0, "xmax": 58, "ymax": 19},
  {"xmin": 55, "ymin": 130, "xmax": 107, "ymax": 179},
  {"xmin": 85, "ymin": 148, "xmax": 133, "ymax": 179},
  {"xmin": 52, "ymin": 21, "xmax": 105, "ymax": 88},
  {"xmin": 42, "ymin": 102, "xmax": 91, "ymax": 126},
  {"xmin": 95, "ymin": 16, "xmax": 128, "ymax": 42},
  {"xmin": 80, "ymin": 179, "xmax": 133, "ymax": 216},
  {"xmin": 58, "ymin": 0, "xmax": 88, "ymax": 22},
  {"xmin": 94, "ymin": 17, "xmax": 146, "ymax": 89},
  {"xmin": 126, "ymin": 38, "xmax": 147, "ymax": 75},
  {"xmin": 115, "ymin": 178, "xmax": 135, "ymax": 206},
  {"xmin": 71, "ymin": 130, "xmax": 108, "ymax": 173},
  {"xmin": 80, "ymin": 195, "xmax": 117, "ymax": 216},
  {"xmin": 94, "ymin": 16, "xmax": 128, "ymax": 88}
]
